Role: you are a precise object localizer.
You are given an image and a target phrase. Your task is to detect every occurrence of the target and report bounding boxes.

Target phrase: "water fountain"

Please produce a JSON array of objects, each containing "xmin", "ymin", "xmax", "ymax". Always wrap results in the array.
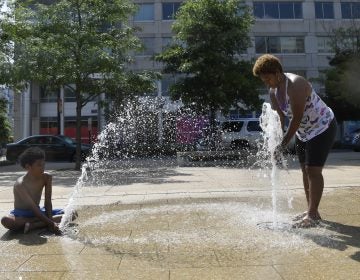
[{"xmin": 56, "ymin": 99, "xmax": 338, "ymax": 265}]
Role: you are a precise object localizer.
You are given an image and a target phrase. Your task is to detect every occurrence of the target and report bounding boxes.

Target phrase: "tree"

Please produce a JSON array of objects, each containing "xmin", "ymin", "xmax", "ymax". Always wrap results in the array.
[
  {"xmin": 155, "ymin": 0, "xmax": 262, "ymax": 146},
  {"xmin": 0, "ymin": 0, "xmax": 157, "ymax": 169},
  {"xmin": 323, "ymin": 24, "xmax": 360, "ymax": 121},
  {"xmin": 0, "ymin": 97, "xmax": 11, "ymax": 144}
]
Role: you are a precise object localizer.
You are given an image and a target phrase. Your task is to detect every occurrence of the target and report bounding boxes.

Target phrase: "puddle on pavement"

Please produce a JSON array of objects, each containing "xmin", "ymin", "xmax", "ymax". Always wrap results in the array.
[{"xmin": 65, "ymin": 197, "xmax": 348, "ymax": 254}]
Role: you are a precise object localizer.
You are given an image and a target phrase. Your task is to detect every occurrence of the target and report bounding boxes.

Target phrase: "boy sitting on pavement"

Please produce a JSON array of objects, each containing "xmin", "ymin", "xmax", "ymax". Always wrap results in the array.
[{"xmin": 1, "ymin": 147, "xmax": 63, "ymax": 234}]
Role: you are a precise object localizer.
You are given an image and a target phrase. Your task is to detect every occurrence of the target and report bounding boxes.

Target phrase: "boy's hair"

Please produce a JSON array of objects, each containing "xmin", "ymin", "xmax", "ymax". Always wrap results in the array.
[
  {"xmin": 19, "ymin": 147, "xmax": 45, "ymax": 168},
  {"xmin": 253, "ymin": 54, "xmax": 283, "ymax": 76}
]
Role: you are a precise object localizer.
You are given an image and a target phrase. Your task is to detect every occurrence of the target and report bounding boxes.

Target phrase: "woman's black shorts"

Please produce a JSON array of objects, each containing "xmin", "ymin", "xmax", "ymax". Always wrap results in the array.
[{"xmin": 295, "ymin": 118, "xmax": 337, "ymax": 166}]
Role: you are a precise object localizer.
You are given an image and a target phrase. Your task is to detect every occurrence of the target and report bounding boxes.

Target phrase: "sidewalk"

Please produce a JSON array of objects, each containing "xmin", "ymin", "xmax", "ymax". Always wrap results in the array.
[{"xmin": 0, "ymin": 151, "xmax": 359, "ymax": 279}]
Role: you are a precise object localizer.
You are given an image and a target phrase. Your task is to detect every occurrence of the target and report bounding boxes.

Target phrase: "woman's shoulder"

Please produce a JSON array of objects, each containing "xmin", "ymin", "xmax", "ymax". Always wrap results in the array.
[{"xmin": 286, "ymin": 73, "xmax": 311, "ymax": 93}]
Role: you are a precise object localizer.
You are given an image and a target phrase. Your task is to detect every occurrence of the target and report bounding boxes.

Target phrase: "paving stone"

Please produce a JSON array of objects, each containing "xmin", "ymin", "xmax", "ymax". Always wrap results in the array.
[
  {"xmin": 0, "ymin": 272, "xmax": 64, "ymax": 279},
  {"xmin": 274, "ymin": 263, "xmax": 360, "ymax": 280},
  {"xmin": 169, "ymin": 266, "xmax": 283, "ymax": 280},
  {"xmin": 18, "ymin": 254, "xmax": 122, "ymax": 272}
]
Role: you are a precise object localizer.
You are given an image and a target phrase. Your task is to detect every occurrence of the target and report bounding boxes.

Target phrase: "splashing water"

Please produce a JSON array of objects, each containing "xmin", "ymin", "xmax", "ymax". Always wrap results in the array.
[
  {"xmin": 59, "ymin": 97, "xmax": 185, "ymax": 230},
  {"xmin": 259, "ymin": 102, "xmax": 286, "ymax": 227}
]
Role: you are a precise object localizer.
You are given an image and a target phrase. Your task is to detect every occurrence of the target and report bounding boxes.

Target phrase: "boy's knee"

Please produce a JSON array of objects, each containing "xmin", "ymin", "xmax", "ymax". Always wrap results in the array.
[
  {"xmin": 1, "ymin": 216, "xmax": 13, "ymax": 229},
  {"xmin": 1, "ymin": 217, "xmax": 10, "ymax": 228}
]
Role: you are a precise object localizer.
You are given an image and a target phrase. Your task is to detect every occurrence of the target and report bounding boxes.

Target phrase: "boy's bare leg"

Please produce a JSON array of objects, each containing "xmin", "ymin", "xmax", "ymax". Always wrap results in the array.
[
  {"xmin": 1, "ymin": 215, "xmax": 38, "ymax": 232},
  {"xmin": 1, "ymin": 214, "xmax": 63, "ymax": 233}
]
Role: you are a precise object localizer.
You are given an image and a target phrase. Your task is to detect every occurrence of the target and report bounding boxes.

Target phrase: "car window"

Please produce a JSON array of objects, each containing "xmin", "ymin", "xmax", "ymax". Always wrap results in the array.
[
  {"xmin": 222, "ymin": 121, "xmax": 244, "ymax": 132},
  {"xmin": 52, "ymin": 137, "xmax": 64, "ymax": 144},
  {"xmin": 23, "ymin": 137, "xmax": 43, "ymax": 144},
  {"xmin": 64, "ymin": 136, "xmax": 76, "ymax": 145},
  {"xmin": 247, "ymin": 121, "xmax": 262, "ymax": 132}
]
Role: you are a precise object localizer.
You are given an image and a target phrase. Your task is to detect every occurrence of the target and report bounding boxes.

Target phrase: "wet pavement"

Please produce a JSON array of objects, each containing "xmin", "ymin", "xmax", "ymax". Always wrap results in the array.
[{"xmin": 0, "ymin": 151, "xmax": 359, "ymax": 279}]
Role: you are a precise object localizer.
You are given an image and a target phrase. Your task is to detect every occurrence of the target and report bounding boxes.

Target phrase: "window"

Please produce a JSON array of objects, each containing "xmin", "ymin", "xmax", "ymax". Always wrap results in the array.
[
  {"xmin": 40, "ymin": 117, "xmax": 58, "ymax": 134},
  {"xmin": 317, "ymin": 37, "xmax": 333, "ymax": 53},
  {"xmin": 247, "ymin": 121, "xmax": 262, "ymax": 132},
  {"xmin": 255, "ymin": 36, "xmax": 305, "ymax": 53},
  {"xmin": 222, "ymin": 121, "xmax": 244, "ymax": 133},
  {"xmin": 134, "ymin": 4, "xmax": 154, "ymax": 21},
  {"xmin": 162, "ymin": 37, "xmax": 173, "ymax": 50},
  {"xmin": 162, "ymin": 2, "xmax": 181, "ymax": 20},
  {"xmin": 315, "ymin": 2, "xmax": 334, "ymax": 19},
  {"xmin": 64, "ymin": 86, "xmax": 76, "ymax": 102},
  {"xmin": 40, "ymin": 87, "xmax": 59, "ymax": 103},
  {"xmin": 253, "ymin": 2, "xmax": 302, "ymax": 19},
  {"xmin": 136, "ymin": 37, "xmax": 155, "ymax": 56},
  {"xmin": 341, "ymin": 2, "xmax": 360, "ymax": 19}
]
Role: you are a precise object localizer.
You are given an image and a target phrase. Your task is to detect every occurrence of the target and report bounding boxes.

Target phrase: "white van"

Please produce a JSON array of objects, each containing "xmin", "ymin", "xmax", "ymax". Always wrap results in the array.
[
  {"xmin": 219, "ymin": 118, "xmax": 262, "ymax": 150},
  {"xmin": 219, "ymin": 118, "xmax": 296, "ymax": 152}
]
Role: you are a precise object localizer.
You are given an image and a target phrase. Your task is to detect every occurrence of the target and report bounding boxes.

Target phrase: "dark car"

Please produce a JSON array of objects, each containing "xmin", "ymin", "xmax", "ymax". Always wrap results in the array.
[
  {"xmin": 351, "ymin": 131, "xmax": 360, "ymax": 152},
  {"xmin": 6, "ymin": 135, "xmax": 91, "ymax": 162}
]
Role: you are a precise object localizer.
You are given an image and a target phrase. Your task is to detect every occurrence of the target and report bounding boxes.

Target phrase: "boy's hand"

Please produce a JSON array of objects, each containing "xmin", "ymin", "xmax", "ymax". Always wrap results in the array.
[{"xmin": 48, "ymin": 222, "xmax": 62, "ymax": 235}]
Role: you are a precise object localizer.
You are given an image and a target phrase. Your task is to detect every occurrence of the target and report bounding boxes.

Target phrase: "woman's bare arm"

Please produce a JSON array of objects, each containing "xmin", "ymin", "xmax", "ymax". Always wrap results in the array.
[{"xmin": 281, "ymin": 77, "xmax": 310, "ymax": 146}]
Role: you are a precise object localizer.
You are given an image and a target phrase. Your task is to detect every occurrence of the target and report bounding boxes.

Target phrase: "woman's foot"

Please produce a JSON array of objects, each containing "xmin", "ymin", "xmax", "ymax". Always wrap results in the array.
[
  {"xmin": 292, "ymin": 211, "xmax": 321, "ymax": 221},
  {"xmin": 292, "ymin": 215, "xmax": 321, "ymax": 228}
]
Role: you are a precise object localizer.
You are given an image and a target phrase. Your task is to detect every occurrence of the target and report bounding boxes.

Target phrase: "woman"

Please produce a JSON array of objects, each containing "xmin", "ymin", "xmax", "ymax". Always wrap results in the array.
[{"xmin": 253, "ymin": 54, "xmax": 337, "ymax": 227}]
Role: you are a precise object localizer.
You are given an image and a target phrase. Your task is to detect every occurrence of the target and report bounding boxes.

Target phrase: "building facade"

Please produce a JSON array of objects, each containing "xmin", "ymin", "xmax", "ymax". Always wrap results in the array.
[{"xmin": 12, "ymin": 0, "xmax": 359, "ymax": 141}]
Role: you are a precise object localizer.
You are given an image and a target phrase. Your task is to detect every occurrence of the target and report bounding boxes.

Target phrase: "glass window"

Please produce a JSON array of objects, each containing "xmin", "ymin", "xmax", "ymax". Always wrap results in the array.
[
  {"xmin": 255, "ymin": 36, "xmax": 304, "ymax": 53},
  {"xmin": 279, "ymin": 2, "xmax": 294, "ymax": 19},
  {"xmin": 294, "ymin": 2, "xmax": 302, "ymax": 18},
  {"xmin": 323, "ymin": 2, "xmax": 335, "ymax": 18},
  {"xmin": 354, "ymin": 3, "xmax": 360, "ymax": 18},
  {"xmin": 40, "ymin": 87, "xmax": 59, "ymax": 103},
  {"xmin": 254, "ymin": 2, "xmax": 302, "ymax": 19},
  {"xmin": 341, "ymin": 3, "xmax": 351, "ymax": 18},
  {"xmin": 253, "ymin": 2, "xmax": 264, "ymax": 18},
  {"xmin": 162, "ymin": 2, "xmax": 181, "ymax": 20},
  {"xmin": 317, "ymin": 37, "xmax": 333, "ymax": 53},
  {"xmin": 247, "ymin": 121, "xmax": 262, "ymax": 132},
  {"xmin": 162, "ymin": 37, "xmax": 172, "ymax": 50},
  {"xmin": 264, "ymin": 2, "xmax": 279, "ymax": 19},
  {"xmin": 134, "ymin": 4, "xmax": 154, "ymax": 21},
  {"xmin": 222, "ymin": 121, "xmax": 244, "ymax": 133},
  {"xmin": 64, "ymin": 86, "xmax": 76, "ymax": 102},
  {"xmin": 136, "ymin": 37, "xmax": 155, "ymax": 56},
  {"xmin": 315, "ymin": 2, "xmax": 334, "ymax": 19},
  {"xmin": 255, "ymin": 37, "xmax": 266, "ymax": 53},
  {"xmin": 268, "ymin": 37, "xmax": 281, "ymax": 53}
]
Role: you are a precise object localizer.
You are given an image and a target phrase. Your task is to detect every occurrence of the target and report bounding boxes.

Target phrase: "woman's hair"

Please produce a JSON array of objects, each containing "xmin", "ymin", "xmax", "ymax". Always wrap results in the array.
[
  {"xmin": 252, "ymin": 54, "xmax": 283, "ymax": 76},
  {"xmin": 19, "ymin": 147, "xmax": 45, "ymax": 168}
]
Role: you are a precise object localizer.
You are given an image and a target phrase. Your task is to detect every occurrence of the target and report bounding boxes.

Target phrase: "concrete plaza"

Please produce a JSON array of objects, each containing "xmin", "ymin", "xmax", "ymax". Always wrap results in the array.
[{"xmin": 0, "ymin": 151, "xmax": 359, "ymax": 279}]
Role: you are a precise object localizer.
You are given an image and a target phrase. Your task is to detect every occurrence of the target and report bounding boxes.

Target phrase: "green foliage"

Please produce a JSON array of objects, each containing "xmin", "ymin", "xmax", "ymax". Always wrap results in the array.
[
  {"xmin": 0, "ymin": 0, "xmax": 159, "ymax": 168},
  {"xmin": 1, "ymin": 0, "xmax": 157, "ymax": 100},
  {"xmin": 155, "ymin": 0, "xmax": 261, "ymax": 114},
  {"xmin": 324, "ymin": 25, "xmax": 360, "ymax": 121},
  {"xmin": 0, "ymin": 98, "xmax": 11, "ymax": 143}
]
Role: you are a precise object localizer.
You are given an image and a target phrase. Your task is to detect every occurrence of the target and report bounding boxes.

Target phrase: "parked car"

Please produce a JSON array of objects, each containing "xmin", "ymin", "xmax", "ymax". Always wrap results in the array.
[
  {"xmin": 342, "ymin": 128, "xmax": 360, "ymax": 149},
  {"xmin": 351, "ymin": 131, "xmax": 360, "ymax": 152},
  {"xmin": 218, "ymin": 118, "xmax": 296, "ymax": 152},
  {"xmin": 6, "ymin": 135, "xmax": 91, "ymax": 162},
  {"xmin": 219, "ymin": 118, "xmax": 262, "ymax": 150}
]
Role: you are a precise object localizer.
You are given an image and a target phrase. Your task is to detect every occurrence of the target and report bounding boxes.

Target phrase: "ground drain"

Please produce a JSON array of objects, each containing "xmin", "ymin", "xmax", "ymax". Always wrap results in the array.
[{"xmin": 257, "ymin": 221, "xmax": 293, "ymax": 231}]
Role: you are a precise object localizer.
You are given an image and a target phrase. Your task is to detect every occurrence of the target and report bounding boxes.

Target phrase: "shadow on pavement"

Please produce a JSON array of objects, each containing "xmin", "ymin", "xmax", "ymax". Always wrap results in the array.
[
  {"xmin": 1, "ymin": 229, "xmax": 48, "ymax": 246},
  {"xmin": 300, "ymin": 219, "xmax": 360, "ymax": 262}
]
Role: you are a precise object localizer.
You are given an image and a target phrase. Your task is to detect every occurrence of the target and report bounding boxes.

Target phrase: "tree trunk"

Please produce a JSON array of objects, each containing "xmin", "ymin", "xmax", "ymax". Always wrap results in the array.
[{"xmin": 75, "ymin": 89, "xmax": 82, "ymax": 170}]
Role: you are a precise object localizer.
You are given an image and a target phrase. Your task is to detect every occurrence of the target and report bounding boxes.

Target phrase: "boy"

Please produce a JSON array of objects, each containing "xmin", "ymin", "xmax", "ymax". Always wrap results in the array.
[{"xmin": 1, "ymin": 147, "xmax": 63, "ymax": 234}]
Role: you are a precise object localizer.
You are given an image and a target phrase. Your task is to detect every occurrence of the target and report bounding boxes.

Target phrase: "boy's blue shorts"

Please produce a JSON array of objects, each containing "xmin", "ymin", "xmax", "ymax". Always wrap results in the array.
[{"xmin": 10, "ymin": 207, "xmax": 64, "ymax": 218}]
